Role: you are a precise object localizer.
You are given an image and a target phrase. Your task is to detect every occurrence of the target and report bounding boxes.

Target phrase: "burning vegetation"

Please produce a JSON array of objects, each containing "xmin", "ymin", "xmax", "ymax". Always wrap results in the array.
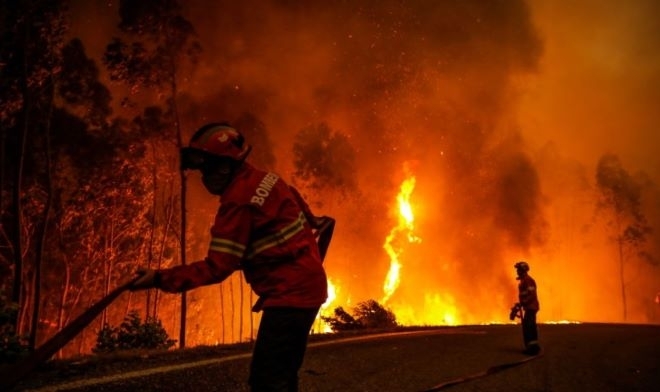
[{"xmin": 1, "ymin": 0, "xmax": 659, "ymax": 360}]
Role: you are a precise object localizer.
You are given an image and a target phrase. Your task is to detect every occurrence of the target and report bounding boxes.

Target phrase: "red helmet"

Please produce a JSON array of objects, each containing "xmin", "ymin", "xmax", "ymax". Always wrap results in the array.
[{"xmin": 181, "ymin": 123, "xmax": 251, "ymax": 170}]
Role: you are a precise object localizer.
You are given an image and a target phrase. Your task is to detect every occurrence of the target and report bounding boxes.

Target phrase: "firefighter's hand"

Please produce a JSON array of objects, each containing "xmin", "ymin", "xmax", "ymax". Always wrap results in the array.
[
  {"xmin": 130, "ymin": 269, "xmax": 158, "ymax": 291},
  {"xmin": 509, "ymin": 303, "xmax": 521, "ymax": 320}
]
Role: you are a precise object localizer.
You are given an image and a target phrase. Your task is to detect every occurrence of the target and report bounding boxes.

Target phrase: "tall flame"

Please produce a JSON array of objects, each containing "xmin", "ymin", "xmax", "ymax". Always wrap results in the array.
[
  {"xmin": 381, "ymin": 175, "xmax": 421, "ymax": 304},
  {"xmin": 316, "ymin": 278, "xmax": 338, "ymax": 333}
]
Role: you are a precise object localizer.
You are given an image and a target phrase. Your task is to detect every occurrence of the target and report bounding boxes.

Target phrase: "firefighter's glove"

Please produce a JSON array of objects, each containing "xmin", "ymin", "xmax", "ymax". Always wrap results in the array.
[
  {"xmin": 130, "ymin": 269, "xmax": 158, "ymax": 291},
  {"xmin": 509, "ymin": 303, "xmax": 521, "ymax": 321}
]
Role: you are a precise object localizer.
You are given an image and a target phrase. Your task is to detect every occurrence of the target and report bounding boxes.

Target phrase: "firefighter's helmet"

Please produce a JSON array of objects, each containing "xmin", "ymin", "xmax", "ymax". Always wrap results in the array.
[
  {"xmin": 514, "ymin": 261, "xmax": 530, "ymax": 272},
  {"xmin": 180, "ymin": 123, "xmax": 251, "ymax": 170}
]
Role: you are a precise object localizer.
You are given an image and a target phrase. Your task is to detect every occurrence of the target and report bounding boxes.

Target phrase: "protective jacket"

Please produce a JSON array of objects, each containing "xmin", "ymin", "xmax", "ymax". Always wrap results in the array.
[
  {"xmin": 156, "ymin": 163, "xmax": 328, "ymax": 311},
  {"xmin": 517, "ymin": 274, "xmax": 539, "ymax": 311}
]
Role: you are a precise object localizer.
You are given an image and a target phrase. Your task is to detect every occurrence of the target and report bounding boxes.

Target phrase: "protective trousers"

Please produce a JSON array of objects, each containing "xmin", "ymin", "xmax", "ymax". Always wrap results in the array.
[
  {"xmin": 521, "ymin": 309, "xmax": 540, "ymax": 354},
  {"xmin": 249, "ymin": 306, "xmax": 320, "ymax": 392}
]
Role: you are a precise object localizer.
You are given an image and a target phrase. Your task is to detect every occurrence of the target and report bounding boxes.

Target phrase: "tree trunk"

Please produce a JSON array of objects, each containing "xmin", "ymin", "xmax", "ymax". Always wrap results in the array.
[
  {"xmin": 19, "ymin": 277, "xmax": 31, "ymax": 338},
  {"xmin": 0, "ymin": 125, "xmax": 6, "ymax": 222},
  {"xmin": 11, "ymin": 10, "xmax": 31, "ymax": 336},
  {"xmin": 29, "ymin": 78, "xmax": 56, "ymax": 350},
  {"xmin": 146, "ymin": 142, "xmax": 158, "ymax": 318},
  {"xmin": 154, "ymin": 188, "xmax": 175, "ymax": 318},
  {"xmin": 178, "ymin": 167, "xmax": 187, "ymax": 348},
  {"xmin": 55, "ymin": 260, "xmax": 71, "ymax": 359},
  {"xmin": 618, "ymin": 236, "xmax": 627, "ymax": 321},
  {"xmin": 101, "ymin": 222, "xmax": 113, "ymax": 327},
  {"xmin": 170, "ymin": 67, "xmax": 187, "ymax": 349}
]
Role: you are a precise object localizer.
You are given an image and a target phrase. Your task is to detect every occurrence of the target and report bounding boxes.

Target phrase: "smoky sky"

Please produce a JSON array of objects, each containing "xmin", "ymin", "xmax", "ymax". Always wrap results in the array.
[{"xmin": 521, "ymin": 0, "xmax": 660, "ymax": 179}]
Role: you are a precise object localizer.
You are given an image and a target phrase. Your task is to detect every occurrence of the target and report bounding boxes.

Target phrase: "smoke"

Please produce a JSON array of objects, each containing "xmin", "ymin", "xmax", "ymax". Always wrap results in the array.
[
  {"xmin": 520, "ymin": 0, "xmax": 660, "ymax": 175},
  {"xmin": 493, "ymin": 144, "xmax": 548, "ymax": 251},
  {"xmin": 520, "ymin": 0, "xmax": 660, "ymax": 323}
]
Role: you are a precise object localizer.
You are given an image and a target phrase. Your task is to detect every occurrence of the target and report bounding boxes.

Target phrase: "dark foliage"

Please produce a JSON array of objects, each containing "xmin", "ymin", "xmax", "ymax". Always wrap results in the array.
[
  {"xmin": 93, "ymin": 311, "xmax": 176, "ymax": 354},
  {"xmin": 0, "ymin": 295, "xmax": 28, "ymax": 364}
]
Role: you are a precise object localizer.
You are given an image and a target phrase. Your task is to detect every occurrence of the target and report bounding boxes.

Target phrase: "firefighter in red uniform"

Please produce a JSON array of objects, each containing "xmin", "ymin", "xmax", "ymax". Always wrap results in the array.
[
  {"xmin": 130, "ymin": 123, "xmax": 329, "ymax": 391},
  {"xmin": 514, "ymin": 260, "xmax": 541, "ymax": 355}
]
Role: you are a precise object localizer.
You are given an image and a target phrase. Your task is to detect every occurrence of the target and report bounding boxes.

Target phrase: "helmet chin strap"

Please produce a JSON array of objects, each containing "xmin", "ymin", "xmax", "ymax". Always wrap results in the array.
[{"xmin": 239, "ymin": 144, "xmax": 252, "ymax": 161}]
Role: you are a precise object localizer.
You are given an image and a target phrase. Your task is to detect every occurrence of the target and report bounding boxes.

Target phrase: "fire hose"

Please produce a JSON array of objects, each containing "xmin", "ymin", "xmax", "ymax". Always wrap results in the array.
[
  {"xmin": 0, "ymin": 216, "xmax": 335, "ymax": 391},
  {"xmin": 0, "ymin": 275, "xmax": 141, "ymax": 391},
  {"xmin": 421, "ymin": 302, "xmax": 540, "ymax": 391},
  {"xmin": 421, "ymin": 350, "xmax": 544, "ymax": 391}
]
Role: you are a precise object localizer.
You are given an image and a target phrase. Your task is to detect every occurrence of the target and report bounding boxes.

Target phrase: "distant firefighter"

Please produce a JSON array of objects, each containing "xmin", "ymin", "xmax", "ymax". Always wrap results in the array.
[{"xmin": 513, "ymin": 260, "xmax": 541, "ymax": 355}]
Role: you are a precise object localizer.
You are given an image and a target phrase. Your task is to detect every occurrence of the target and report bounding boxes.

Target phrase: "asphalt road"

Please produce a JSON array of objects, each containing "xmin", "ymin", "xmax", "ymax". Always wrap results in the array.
[{"xmin": 14, "ymin": 323, "xmax": 660, "ymax": 392}]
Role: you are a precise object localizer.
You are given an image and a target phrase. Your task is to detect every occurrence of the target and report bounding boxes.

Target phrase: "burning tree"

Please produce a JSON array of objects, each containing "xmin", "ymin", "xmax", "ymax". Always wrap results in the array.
[
  {"xmin": 321, "ymin": 299, "xmax": 397, "ymax": 332},
  {"xmin": 595, "ymin": 154, "xmax": 653, "ymax": 321}
]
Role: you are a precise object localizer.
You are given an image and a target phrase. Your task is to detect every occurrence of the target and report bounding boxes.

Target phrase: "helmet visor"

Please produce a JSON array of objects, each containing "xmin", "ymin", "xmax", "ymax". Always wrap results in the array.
[
  {"xmin": 181, "ymin": 147, "xmax": 240, "ymax": 172},
  {"xmin": 180, "ymin": 147, "xmax": 214, "ymax": 171}
]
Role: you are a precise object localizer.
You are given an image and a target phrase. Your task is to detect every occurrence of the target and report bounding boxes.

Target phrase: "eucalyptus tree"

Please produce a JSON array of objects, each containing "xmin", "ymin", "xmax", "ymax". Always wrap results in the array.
[
  {"xmin": 595, "ymin": 154, "xmax": 653, "ymax": 321},
  {"xmin": 103, "ymin": 0, "xmax": 201, "ymax": 347},
  {"xmin": 0, "ymin": 0, "xmax": 68, "ymax": 349}
]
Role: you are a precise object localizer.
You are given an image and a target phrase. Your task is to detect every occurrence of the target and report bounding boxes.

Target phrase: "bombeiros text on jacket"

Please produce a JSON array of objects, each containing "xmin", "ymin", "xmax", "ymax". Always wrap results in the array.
[{"xmin": 251, "ymin": 172, "xmax": 279, "ymax": 206}]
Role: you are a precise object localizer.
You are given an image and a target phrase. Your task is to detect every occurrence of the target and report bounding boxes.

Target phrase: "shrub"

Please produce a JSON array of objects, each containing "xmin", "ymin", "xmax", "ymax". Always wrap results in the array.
[
  {"xmin": 0, "ymin": 295, "xmax": 29, "ymax": 364},
  {"xmin": 322, "ymin": 299, "xmax": 398, "ymax": 332},
  {"xmin": 93, "ymin": 311, "xmax": 176, "ymax": 354},
  {"xmin": 353, "ymin": 299, "xmax": 398, "ymax": 329}
]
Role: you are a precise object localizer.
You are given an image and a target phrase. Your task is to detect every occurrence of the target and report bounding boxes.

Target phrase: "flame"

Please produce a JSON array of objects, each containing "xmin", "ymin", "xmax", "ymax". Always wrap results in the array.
[
  {"xmin": 393, "ymin": 293, "xmax": 459, "ymax": 326},
  {"xmin": 324, "ymin": 278, "xmax": 337, "ymax": 310},
  {"xmin": 381, "ymin": 175, "xmax": 421, "ymax": 305},
  {"xmin": 379, "ymin": 169, "xmax": 462, "ymax": 327},
  {"xmin": 315, "ymin": 278, "xmax": 338, "ymax": 333}
]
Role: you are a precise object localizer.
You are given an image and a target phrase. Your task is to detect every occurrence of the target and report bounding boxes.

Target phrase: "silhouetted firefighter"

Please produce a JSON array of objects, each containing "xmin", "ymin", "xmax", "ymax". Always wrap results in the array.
[
  {"xmin": 131, "ymin": 123, "xmax": 334, "ymax": 392},
  {"xmin": 511, "ymin": 260, "xmax": 541, "ymax": 355}
]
